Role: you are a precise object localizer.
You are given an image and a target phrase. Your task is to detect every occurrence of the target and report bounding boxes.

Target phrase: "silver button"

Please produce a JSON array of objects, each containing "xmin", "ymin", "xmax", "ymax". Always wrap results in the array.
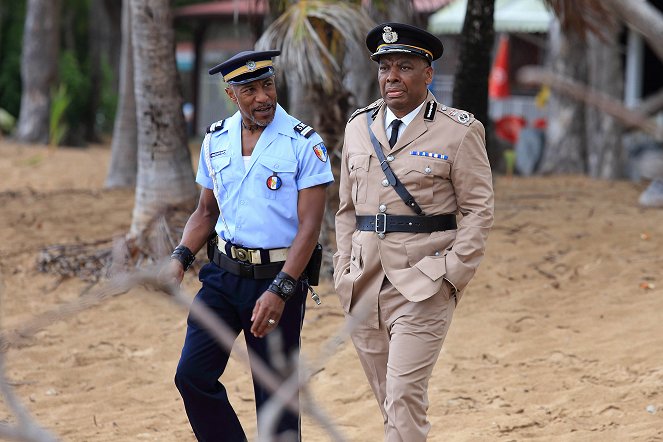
[
  {"xmin": 379, "ymin": 204, "xmax": 387, "ymax": 213},
  {"xmin": 434, "ymin": 251, "xmax": 440, "ymax": 256},
  {"xmin": 442, "ymin": 105, "xmax": 448, "ymax": 111},
  {"xmin": 386, "ymin": 155, "xmax": 395, "ymax": 162},
  {"xmin": 382, "ymin": 179, "xmax": 389, "ymax": 187},
  {"xmin": 425, "ymin": 166, "xmax": 432, "ymax": 174},
  {"xmin": 377, "ymin": 233, "xmax": 385, "ymax": 240}
]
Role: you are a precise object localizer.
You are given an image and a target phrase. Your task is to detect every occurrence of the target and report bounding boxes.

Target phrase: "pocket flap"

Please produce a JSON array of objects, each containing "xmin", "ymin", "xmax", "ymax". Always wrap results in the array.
[
  {"xmin": 258, "ymin": 154, "xmax": 297, "ymax": 173},
  {"xmin": 349, "ymin": 153, "xmax": 370, "ymax": 172},
  {"xmin": 414, "ymin": 255, "xmax": 446, "ymax": 281}
]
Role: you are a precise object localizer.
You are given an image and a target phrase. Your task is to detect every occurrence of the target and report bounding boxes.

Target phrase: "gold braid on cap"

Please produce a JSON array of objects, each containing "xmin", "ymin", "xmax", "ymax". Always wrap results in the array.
[{"xmin": 223, "ymin": 60, "xmax": 273, "ymax": 83}]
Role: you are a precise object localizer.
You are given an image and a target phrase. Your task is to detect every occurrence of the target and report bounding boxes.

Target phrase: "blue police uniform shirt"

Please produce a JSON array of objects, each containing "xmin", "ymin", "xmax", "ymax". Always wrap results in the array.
[{"xmin": 196, "ymin": 104, "xmax": 334, "ymax": 249}]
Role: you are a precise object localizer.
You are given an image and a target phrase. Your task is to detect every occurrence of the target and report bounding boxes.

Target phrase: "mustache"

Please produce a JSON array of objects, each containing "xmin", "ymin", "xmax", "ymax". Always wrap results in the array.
[{"xmin": 253, "ymin": 103, "xmax": 275, "ymax": 112}]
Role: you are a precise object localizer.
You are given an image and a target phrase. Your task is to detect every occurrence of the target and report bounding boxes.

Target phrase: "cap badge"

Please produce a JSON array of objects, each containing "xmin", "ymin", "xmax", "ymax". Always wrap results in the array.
[
  {"xmin": 382, "ymin": 26, "xmax": 398, "ymax": 44},
  {"xmin": 246, "ymin": 60, "xmax": 257, "ymax": 71}
]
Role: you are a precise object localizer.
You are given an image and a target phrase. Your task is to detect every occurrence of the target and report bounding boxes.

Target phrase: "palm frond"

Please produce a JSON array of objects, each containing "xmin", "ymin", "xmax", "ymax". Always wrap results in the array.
[{"xmin": 256, "ymin": 0, "xmax": 374, "ymax": 94}]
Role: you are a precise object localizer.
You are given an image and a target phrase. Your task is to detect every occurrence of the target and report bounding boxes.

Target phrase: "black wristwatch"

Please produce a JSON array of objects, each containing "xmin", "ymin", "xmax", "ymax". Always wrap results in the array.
[
  {"xmin": 171, "ymin": 245, "xmax": 195, "ymax": 271},
  {"xmin": 268, "ymin": 271, "xmax": 298, "ymax": 302}
]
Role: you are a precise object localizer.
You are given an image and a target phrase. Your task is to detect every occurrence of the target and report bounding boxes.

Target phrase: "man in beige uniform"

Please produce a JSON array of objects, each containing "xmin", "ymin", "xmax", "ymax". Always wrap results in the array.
[{"xmin": 333, "ymin": 23, "xmax": 494, "ymax": 441}]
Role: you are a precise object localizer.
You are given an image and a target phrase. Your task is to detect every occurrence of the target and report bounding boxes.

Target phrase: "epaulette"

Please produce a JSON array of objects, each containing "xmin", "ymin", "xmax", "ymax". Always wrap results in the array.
[
  {"xmin": 294, "ymin": 122, "xmax": 316, "ymax": 138},
  {"xmin": 206, "ymin": 119, "xmax": 225, "ymax": 133},
  {"xmin": 348, "ymin": 98, "xmax": 384, "ymax": 123},
  {"xmin": 439, "ymin": 105, "xmax": 474, "ymax": 127}
]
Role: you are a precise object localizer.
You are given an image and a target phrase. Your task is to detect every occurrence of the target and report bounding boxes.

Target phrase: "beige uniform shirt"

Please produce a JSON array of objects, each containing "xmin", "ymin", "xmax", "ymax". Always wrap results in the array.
[{"xmin": 333, "ymin": 92, "xmax": 494, "ymax": 328}]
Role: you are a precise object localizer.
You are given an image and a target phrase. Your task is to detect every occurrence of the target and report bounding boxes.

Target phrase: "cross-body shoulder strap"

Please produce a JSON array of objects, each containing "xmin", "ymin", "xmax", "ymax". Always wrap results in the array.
[{"xmin": 366, "ymin": 113, "xmax": 424, "ymax": 215}]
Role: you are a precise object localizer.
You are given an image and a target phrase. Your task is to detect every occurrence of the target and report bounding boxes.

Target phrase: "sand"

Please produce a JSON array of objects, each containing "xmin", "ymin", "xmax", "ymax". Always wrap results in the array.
[{"xmin": 0, "ymin": 139, "xmax": 662, "ymax": 441}]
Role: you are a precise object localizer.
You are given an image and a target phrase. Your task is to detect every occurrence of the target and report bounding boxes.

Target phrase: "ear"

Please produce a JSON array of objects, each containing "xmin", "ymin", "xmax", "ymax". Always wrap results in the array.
[{"xmin": 424, "ymin": 65, "xmax": 433, "ymax": 85}]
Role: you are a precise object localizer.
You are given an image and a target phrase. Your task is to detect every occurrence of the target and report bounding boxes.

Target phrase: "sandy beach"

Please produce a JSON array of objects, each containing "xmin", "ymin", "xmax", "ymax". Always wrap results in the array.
[{"xmin": 0, "ymin": 140, "xmax": 662, "ymax": 441}]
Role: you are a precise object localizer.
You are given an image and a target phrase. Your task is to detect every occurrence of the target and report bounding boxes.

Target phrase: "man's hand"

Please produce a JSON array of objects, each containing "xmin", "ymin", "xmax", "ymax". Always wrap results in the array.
[
  {"xmin": 158, "ymin": 259, "xmax": 185, "ymax": 287},
  {"xmin": 250, "ymin": 291, "xmax": 285, "ymax": 338}
]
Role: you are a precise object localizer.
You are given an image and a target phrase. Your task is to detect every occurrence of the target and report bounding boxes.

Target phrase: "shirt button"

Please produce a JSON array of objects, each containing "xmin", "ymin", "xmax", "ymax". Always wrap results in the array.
[
  {"xmin": 382, "ymin": 179, "xmax": 389, "ymax": 187},
  {"xmin": 240, "ymin": 200, "xmax": 245, "ymax": 205},
  {"xmin": 379, "ymin": 204, "xmax": 387, "ymax": 213},
  {"xmin": 386, "ymin": 155, "xmax": 395, "ymax": 162}
]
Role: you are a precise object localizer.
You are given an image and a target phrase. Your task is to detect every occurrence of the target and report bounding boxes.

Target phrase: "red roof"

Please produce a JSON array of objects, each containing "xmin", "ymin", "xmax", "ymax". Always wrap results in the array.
[
  {"xmin": 175, "ymin": 0, "xmax": 452, "ymax": 19},
  {"xmin": 174, "ymin": 0, "xmax": 268, "ymax": 19}
]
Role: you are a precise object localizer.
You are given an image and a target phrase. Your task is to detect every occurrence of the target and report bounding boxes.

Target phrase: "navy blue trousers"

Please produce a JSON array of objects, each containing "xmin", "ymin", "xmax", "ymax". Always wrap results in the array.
[{"xmin": 175, "ymin": 262, "xmax": 306, "ymax": 442}]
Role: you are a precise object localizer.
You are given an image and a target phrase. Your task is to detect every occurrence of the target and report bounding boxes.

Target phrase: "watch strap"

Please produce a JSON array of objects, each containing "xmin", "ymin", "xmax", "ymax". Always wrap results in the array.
[
  {"xmin": 171, "ymin": 245, "xmax": 195, "ymax": 271},
  {"xmin": 268, "ymin": 271, "xmax": 297, "ymax": 302}
]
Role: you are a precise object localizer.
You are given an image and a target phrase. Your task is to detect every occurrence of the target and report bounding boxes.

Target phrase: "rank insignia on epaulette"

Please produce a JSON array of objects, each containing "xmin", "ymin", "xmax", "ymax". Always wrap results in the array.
[
  {"xmin": 294, "ymin": 122, "xmax": 315, "ymax": 138},
  {"xmin": 457, "ymin": 112, "xmax": 470, "ymax": 124},
  {"xmin": 206, "ymin": 119, "xmax": 225, "ymax": 133},
  {"xmin": 348, "ymin": 98, "xmax": 384, "ymax": 123},
  {"xmin": 424, "ymin": 100, "xmax": 437, "ymax": 121}
]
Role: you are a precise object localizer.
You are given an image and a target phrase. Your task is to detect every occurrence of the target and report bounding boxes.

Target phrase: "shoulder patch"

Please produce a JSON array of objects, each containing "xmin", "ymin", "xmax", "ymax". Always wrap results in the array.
[
  {"xmin": 294, "ymin": 122, "xmax": 316, "ymax": 138},
  {"xmin": 439, "ymin": 105, "xmax": 474, "ymax": 127},
  {"xmin": 206, "ymin": 119, "xmax": 225, "ymax": 133},
  {"xmin": 348, "ymin": 98, "xmax": 384, "ymax": 123}
]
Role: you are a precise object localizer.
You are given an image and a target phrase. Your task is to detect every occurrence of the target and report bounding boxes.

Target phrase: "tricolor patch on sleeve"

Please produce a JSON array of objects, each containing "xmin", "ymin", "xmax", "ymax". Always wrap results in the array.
[{"xmin": 313, "ymin": 143, "xmax": 328, "ymax": 162}]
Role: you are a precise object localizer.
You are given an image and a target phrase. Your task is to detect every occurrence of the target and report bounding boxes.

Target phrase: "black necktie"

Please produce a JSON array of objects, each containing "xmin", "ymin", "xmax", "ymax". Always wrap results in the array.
[{"xmin": 389, "ymin": 119, "xmax": 402, "ymax": 148}]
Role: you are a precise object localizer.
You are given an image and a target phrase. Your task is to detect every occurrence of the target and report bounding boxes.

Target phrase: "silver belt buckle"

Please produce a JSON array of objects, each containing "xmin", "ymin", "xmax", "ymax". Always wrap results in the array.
[
  {"xmin": 233, "ymin": 246, "xmax": 250, "ymax": 262},
  {"xmin": 375, "ymin": 213, "xmax": 387, "ymax": 239}
]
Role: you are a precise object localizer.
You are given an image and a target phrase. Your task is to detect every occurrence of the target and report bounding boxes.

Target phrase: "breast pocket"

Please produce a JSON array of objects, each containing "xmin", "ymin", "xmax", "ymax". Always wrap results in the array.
[
  {"xmin": 399, "ymin": 157, "xmax": 451, "ymax": 206},
  {"xmin": 210, "ymin": 156, "xmax": 234, "ymax": 199},
  {"xmin": 256, "ymin": 154, "xmax": 298, "ymax": 200},
  {"xmin": 348, "ymin": 153, "xmax": 370, "ymax": 204}
]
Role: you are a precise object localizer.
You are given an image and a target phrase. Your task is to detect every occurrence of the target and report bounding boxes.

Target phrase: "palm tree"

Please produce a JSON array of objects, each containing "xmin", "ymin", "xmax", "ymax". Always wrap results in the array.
[
  {"xmin": 129, "ymin": 0, "xmax": 198, "ymax": 249},
  {"xmin": 255, "ymin": 1, "xmax": 374, "ymax": 263},
  {"xmin": 15, "ymin": 0, "xmax": 61, "ymax": 144},
  {"xmin": 452, "ymin": 0, "xmax": 496, "ymax": 167},
  {"xmin": 105, "ymin": 0, "xmax": 137, "ymax": 189}
]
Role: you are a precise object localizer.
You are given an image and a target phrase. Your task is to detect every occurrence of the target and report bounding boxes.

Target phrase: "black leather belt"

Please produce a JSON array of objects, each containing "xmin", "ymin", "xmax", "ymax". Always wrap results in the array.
[
  {"xmin": 356, "ymin": 213, "xmax": 457, "ymax": 234},
  {"xmin": 211, "ymin": 246, "xmax": 284, "ymax": 279}
]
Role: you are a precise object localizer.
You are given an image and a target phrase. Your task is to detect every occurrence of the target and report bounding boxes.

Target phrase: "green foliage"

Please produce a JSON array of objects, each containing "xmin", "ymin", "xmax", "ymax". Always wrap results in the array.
[
  {"xmin": 58, "ymin": 49, "xmax": 91, "ymax": 142},
  {"xmin": 98, "ymin": 57, "xmax": 118, "ymax": 133},
  {"xmin": 50, "ymin": 84, "xmax": 71, "ymax": 146},
  {"xmin": 0, "ymin": 108, "xmax": 16, "ymax": 134},
  {"xmin": 0, "ymin": 0, "xmax": 26, "ymax": 119}
]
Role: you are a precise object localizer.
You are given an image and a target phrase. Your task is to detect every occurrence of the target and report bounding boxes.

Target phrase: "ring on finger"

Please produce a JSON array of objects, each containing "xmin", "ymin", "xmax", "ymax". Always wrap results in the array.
[{"xmin": 267, "ymin": 318, "xmax": 276, "ymax": 326}]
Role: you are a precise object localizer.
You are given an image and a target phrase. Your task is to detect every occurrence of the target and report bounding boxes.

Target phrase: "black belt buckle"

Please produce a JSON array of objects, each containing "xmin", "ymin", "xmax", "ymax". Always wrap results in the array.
[{"xmin": 375, "ymin": 213, "xmax": 387, "ymax": 234}]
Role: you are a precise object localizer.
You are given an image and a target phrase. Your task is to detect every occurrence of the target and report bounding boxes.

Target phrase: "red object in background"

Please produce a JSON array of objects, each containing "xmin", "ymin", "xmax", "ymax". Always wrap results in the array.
[
  {"xmin": 495, "ymin": 115, "xmax": 527, "ymax": 144},
  {"xmin": 533, "ymin": 118, "xmax": 547, "ymax": 130},
  {"xmin": 489, "ymin": 35, "xmax": 510, "ymax": 99}
]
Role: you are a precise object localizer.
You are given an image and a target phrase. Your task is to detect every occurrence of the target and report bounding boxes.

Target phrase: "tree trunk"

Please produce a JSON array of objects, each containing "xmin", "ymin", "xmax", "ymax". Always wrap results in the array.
[
  {"xmin": 106, "ymin": 0, "xmax": 138, "ymax": 189},
  {"xmin": 129, "ymin": 0, "xmax": 197, "ymax": 240},
  {"xmin": 586, "ymin": 30, "xmax": 624, "ymax": 179},
  {"xmin": 15, "ymin": 0, "xmax": 61, "ymax": 144},
  {"xmin": 539, "ymin": 20, "xmax": 587, "ymax": 174},
  {"xmin": 452, "ymin": 0, "xmax": 496, "ymax": 167}
]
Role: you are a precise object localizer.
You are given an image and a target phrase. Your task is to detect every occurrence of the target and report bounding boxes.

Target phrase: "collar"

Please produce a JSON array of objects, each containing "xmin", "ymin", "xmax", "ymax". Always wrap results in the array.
[{"xmin": 385, "ymin": 100, "xmax": 426, "ymax": 129}]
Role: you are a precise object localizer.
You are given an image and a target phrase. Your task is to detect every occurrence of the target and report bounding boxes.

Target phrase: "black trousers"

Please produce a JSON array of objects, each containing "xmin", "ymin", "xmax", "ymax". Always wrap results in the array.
[{"xmin": 175, "ymin": 262, "xmax": 306, "ymax": 442}]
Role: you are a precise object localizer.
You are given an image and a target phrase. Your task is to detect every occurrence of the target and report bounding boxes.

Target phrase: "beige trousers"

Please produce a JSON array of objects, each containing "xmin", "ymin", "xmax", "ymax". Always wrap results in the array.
[{"xmin": 350, "ymin": 278, "xmax": 455, "ymax": 442}]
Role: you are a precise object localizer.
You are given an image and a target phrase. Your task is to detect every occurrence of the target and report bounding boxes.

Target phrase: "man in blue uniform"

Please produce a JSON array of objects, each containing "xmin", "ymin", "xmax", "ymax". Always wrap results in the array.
[{"xmin": 165, "ymin": 50, "xmax": 334, "ymax": 442}]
